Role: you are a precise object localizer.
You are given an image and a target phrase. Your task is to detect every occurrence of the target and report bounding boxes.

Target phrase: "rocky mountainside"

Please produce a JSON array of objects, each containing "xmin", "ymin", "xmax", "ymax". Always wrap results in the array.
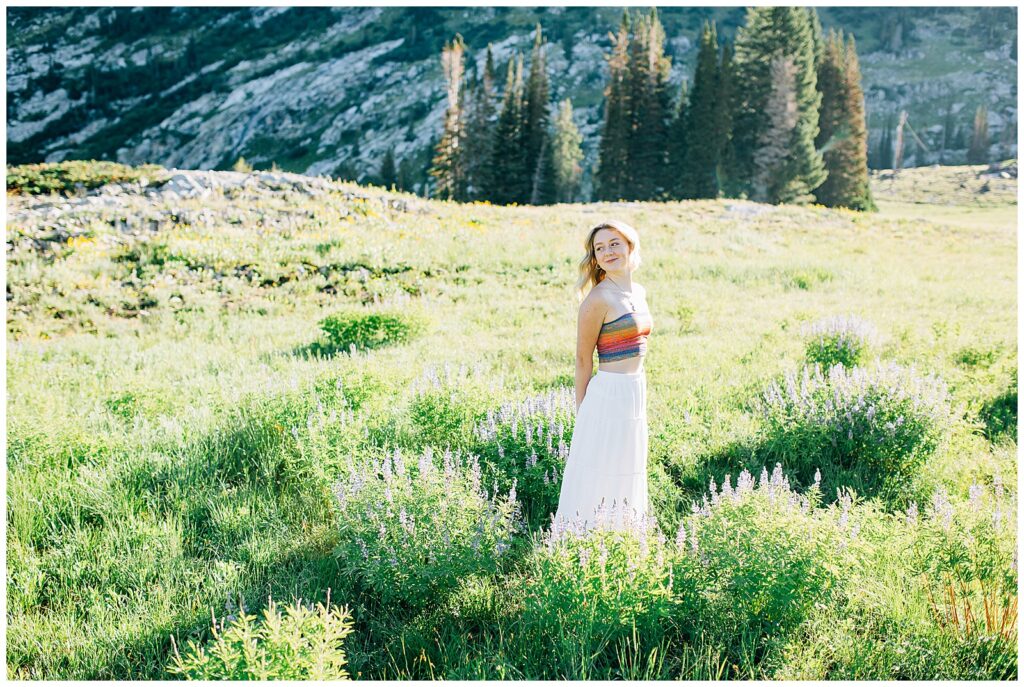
[{"xmin": 7, "ymin": 6, "xmax": 1017, "ymax": 196}]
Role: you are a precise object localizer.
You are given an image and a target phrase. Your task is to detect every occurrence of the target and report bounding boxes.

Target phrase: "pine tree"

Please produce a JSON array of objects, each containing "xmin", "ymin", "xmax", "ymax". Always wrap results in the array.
[
  {"xmin": 813, "ymin": 31, "xmax": 875, "ymax": 210},
  {"xmin": 728, "ymin": 6, "xmax": 826, "ymax": 202},
  {"xmin": 752, "ymin": 56, "xmax": 799, "ymax": 203},
  {"xmin": 379, "ymin": 147, "xmax": 397, "ymax": 189},
  {"xmin": 625, "ymin": 8, "xmax": 673, "ymax": 200},
  {"xmin": 429, "ymin": 34, "xmax": 468, "ymax": 201},
  {"xmin": 666, "ymin": 79, "xmax": 688, "ymax": 198},
  {"xmin": 463, "ymin": 44, "xmax": 498, "ymax": 200},
  {"xmin": 717, "ymin": 41, "xmax": 738, "ymax": 196},
  {"xmin": 525, "ymin": 24, "xmax": 554, "ymax": 204},
  {"xmin": 595, "ymin": 10, "xmax": 632, "ymax": 201},
  {"xmin": 552, "ymin": 98, "xmax": 584, "ymax": 202},
  {"xmin": 967, "ymin": 104, "xmax": 990, "ymax": 164},
  {"xmin": 678, "ymin": 21, "xmax": 723, "ymax": 199},
  {"xmin": 489, "ymin": 54, "xmax": 530, "ymax": 204}
]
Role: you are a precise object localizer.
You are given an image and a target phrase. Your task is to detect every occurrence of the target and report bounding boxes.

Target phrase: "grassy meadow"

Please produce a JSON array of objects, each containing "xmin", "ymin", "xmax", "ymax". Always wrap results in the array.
[{"xmin": 5, "ymin": 162, "xmax": 1018, "ymax": 679}]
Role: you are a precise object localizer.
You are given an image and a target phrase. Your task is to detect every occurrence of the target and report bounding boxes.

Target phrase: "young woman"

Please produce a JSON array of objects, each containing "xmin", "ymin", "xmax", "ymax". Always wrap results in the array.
[{"xmin": 553, "ymin": 220, "xmax": 653, "ymax": 532}]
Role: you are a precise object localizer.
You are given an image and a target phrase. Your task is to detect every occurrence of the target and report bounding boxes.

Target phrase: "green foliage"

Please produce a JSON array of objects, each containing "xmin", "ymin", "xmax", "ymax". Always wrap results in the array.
[
  {"xmin": 803, "ymin": 314, "xmax": 877, "ymax": 369},
  {"xmin": 551, "ymin": 98, "xmax": 584, "ymax": 202},
  {"xmin": 6, "ymin": 160, "xmax": 166, "ymax": 195},
  {"xmin": 692, "ymin": 469, "xmax": 839, "ymax": 648},
  {"xmin": 167, "ymin": 596, "xmax": 355, "ymax": 680},
  {"xmin": 814, "ymin": 30, "xmax": 877, "ymax": 211},
  {"xmin": 429, "ymin": 34, "xmax": 469, "ymax": 201},
  {"xmin": 757, "ymin": 362, "xmax": 956, "ymax": 503},
  {"xmin": 332, "ymin": 447, "xmax": 520, "ymax": 608},
  {"xmin": 677, "ymin": 21, "xmax": 726, "ymax": 200},
  {"xmin": 318, "ymin": 308, "xmax": 428, "ymax": 353},
  {"xmin": 594, "ymin": 11, "xmax": 632, "ymax": 201},
  {"xmin": 472, "ymin": 388, "xmax": 576, "ymax": 528},
  {"xmin": 977, "ymin": 371, "xmax": 1017, "ymax": 442},
  {"xmin": 516, "ymin": 520, "xmax": 683, "ymax": 675},
  {"xmin": 488, "ymin": 53, "xmax": 530, "ymax": 204},
  {"xmin": 730, "ymin": 6, "xmax": 826, "ymax": 203}
]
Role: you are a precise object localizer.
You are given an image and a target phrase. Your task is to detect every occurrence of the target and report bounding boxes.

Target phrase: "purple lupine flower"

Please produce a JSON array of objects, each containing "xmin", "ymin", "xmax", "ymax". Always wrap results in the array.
[
  {"xmin": 675, "ymin": 520, "xmax": 687, "ymax": 550},
  {"xmin": 968, "ymin": 482, "xmax": 984, "ymax": 512},
  {"xmin": 905, "ymin": 501, "xmax": 918, "ymax": 526},
  {"xmin": 579, "ymin": 546, "xmax": 590, "ymax": 570}
]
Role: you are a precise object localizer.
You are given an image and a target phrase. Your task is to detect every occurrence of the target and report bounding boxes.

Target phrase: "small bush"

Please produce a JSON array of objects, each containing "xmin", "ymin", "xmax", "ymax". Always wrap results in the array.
[
  {"xmin": 332, "ymin": 446, "xmax": 520, "ymax": 609},
  {"xmin": 167, "ymin": 595, "xmax": 354, "ymax": 680},
  {"xmin": 757, "ymin": 362, "xmax": 956, "ymax": 502},
  {"xmin": 7, "ymin": 160, "xmax": 165, "ymax": 195},
  {"xmin": 978, "ymin": 370, "xmax": 1017, "ymax": 442},
  {"xmin": 516, "ymin": 510, "xmax": 684, "ymax": 677},
  {"xmin": 803, "ymin": 315, "xmax": 878, "ymax": 370},
  {"xmin": 687, "ymin": 465, "xmax": 840, "ymax": 651},
  {"xmin": 318, "ymin": 308, "xmax": 427, "ymax": 353}
]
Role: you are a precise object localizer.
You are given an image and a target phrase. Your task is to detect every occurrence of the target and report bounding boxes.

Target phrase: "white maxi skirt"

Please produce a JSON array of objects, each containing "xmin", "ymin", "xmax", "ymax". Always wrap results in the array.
[{"xmin": 554, "ymin": 368, "xmax": 649, "ymax": 531}]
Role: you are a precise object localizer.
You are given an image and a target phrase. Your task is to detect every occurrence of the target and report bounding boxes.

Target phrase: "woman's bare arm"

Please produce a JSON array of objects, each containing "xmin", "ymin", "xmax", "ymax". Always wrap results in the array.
[{"xmin": 575, "ymin": 295, "xmax": 607, "ymax": 412}]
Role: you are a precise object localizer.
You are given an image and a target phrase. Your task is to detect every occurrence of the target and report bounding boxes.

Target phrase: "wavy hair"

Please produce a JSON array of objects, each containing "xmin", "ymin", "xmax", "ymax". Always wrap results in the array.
[{"xmin": 574, "ymin": 220, "xmax": 642, "ymax": 303}]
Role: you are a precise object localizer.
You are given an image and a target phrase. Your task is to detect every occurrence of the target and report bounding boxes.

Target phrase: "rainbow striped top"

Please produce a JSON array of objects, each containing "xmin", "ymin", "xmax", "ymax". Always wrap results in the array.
[{"xmin": 596, "ymin": 310, "xmax": 653, "ymax": 363}]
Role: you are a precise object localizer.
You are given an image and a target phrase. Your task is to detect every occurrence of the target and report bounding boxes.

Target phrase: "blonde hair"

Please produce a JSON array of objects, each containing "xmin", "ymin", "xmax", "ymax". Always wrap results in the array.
[{"xmin": 574, "ymin": 220, "xmax": 642, "ymax": 303}]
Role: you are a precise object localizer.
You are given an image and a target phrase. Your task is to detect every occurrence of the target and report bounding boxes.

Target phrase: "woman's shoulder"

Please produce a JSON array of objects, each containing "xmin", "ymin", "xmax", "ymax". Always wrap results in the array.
[{"xmin": 580, "ymin": 284, "xmax": 611, "ymax": 314}]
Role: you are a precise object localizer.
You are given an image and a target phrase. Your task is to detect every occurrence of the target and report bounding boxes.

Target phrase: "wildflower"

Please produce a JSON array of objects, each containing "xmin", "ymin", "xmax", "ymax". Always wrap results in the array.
[
  {"xmin": 968, "ymin": 482, "xmax": 984, "ymax": 512},
  {"xmin": 903, "ymin": 500, "xmax": 917, "ymax": 526},
  {"xmin": 814, "ymin": 468, "xmax": 821, "ymax": 487},
  {"xmin": 675, "ymin": 520, "xmax": 687, "ymax": 550}
]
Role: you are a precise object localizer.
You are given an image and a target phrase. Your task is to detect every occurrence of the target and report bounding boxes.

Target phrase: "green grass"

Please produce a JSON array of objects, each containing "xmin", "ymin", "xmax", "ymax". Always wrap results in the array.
[{"xmin": 5, "ymin": 162, "xmax": 1017, "ymax": 679}]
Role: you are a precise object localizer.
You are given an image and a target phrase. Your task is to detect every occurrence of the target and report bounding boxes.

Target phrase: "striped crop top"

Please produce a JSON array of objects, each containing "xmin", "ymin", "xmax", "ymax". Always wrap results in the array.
[{"xmin": 596, "ymin": 310, "xmax": 654, "ymax": 363}]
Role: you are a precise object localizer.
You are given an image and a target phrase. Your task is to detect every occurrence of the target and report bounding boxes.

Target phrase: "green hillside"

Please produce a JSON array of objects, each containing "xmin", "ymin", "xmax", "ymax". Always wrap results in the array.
[{"xmin": 5, "ymin": 162, "xmax": 1017, "ymax": 679}]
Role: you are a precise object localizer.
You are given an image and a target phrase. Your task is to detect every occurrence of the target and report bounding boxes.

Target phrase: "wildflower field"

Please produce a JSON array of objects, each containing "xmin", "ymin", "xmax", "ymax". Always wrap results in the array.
[{"xmin": 5, "ymin": 162, "xmax": 1018, "ymax": 679}]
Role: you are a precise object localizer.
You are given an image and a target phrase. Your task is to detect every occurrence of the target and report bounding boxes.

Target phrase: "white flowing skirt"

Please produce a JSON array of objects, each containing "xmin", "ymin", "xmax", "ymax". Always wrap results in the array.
[{"xmin": 554, "ymin": 368, "xmax": 649, "ymax": 532}]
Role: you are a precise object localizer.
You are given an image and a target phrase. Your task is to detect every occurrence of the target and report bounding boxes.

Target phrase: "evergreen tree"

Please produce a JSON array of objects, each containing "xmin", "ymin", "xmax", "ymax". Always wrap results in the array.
[
  {"xmin": 678, "ymin": 21, "xmax": 723, "ymax": 199},
  {"xmin": 967, "ymin": 104, "xmax": 990, "ymax": 164},
  {"xmin": 379, "ymin": 147, "xmax": 397, "ymax": 189},
  {"xmin": 552, "ymin": 98, "xmax": 584, "ymax": 202},
  {"xmin": 429, "ymin": 34, "xmax": 468, "ymax": 201},
  {"xmin": 595, "ymin": 10, "xmax": 632, "ymax": 201},
  {"xmin": 712, "ymin": 41, "xmax": 737, "ymax": 192},
  {"xmin": 666, "ymin": 79, "xmax": 688, "ymax": 198},
  {"xmin": 752, "ymin": 56, "xmax": 799, "ymax": 203},
  {"xmin": 525, "ymin": 24, "xmax": 553, "ymax": 204},
  {"xmin": 728, "ymin": 6, "xmax": 826, "ymax": 202},
  {"xmin": 530, "ymin": 136, "xmax": 558, "ymax": 205},
  {"xmin": 488, "ymin": 54, "xmax": 530, "ymax": 204},
  {"xmin": 625, "ymin": 8, "xmax": 673, "ymax": 200},
  {"xmin": 813, "ymin": 31, "xmax": 875, "ymax": 211},
  {"xmin": 463, "ymin": 44, "xmax": 498, "ymax": 200}
]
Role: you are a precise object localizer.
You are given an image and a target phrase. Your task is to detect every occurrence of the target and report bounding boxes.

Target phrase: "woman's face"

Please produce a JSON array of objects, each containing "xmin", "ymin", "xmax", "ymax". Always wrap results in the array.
[{"xmin": 592, "ymin": 228, "xmax": 631, "ymax": 271}]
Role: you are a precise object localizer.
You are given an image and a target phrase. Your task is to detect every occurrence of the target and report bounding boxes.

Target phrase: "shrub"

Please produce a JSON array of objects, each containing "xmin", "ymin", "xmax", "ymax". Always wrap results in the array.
[
  {"xmin": 318, "ymin": 308, "xmax": 427, "ymax": 353},
  {"xmin": 686, "ymin": 465, "xmax": 840, "ymax": 652},
  {"xmin": 473, "ymin": 386, "xmax": 576, "ymax": 528},
  {"xmin": 167, "ymin": 594, "xmax": 354, "ymax": 680},
  {"xmin": 802, "ymin": 315, "xmax": 878, "ymax": 370},
  {"xmin": 910, "ymin": 479, "xmax": 1017, "ymax": 647},
  {"xmin": 518, "ymin": 465, "xmax": 843, "ymax": 674},
  {"xmin": 7, "ymin": 160, "xmax": 165, "ymax": 195},
  {"xmin": 515, "ymin": 510, "xmax": 684, "ymax": 677},
  {"xmin": 978, "ymin": 370, "xmax": 1017, "ymax": 442},
  {"xmin": 332, "ymin": 446, "xmax": 520, "ymax": 609},
  {"xmin": 756, "ymin": 362, "xmax": 956, "ymax": 502}
]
